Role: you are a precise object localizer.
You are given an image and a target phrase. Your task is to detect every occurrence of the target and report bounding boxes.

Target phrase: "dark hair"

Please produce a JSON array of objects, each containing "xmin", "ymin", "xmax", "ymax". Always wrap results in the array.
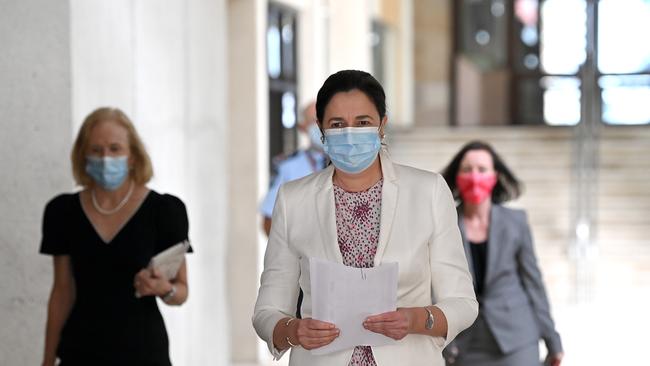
[
  {"xmin": 316, "ymin": 70, "xmax": 386, "ymax": 125},
  {"xmin": 441, "ymin": 140, "xmax": 522, "ymax": 204}
]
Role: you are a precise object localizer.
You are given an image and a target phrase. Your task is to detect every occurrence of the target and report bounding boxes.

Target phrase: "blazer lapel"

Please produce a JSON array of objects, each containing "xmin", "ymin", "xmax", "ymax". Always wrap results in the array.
[
  {"xmin": 457, "ymin": 210, "xmax": 476, "ymax": 281},
  {"xmin": 485, "ymin": 204, "xmax": 505, "ymax": 284},
  {"xmin": 374, "ymin": 149, "xmax": 399, "ymax": 267},
  {"xmin": 314, "ymin": 165, "xmax": 343, "ymax": 263}
]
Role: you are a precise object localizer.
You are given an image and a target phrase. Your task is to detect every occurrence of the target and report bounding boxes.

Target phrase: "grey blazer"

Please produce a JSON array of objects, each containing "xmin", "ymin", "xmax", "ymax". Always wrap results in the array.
[{"xmin": 453, "ymin": 204, "xmax": 563, "ymax": 355}]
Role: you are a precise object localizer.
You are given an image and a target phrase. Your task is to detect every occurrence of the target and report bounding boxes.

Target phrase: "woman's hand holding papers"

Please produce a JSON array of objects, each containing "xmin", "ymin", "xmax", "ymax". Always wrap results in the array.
[
  {"xmin": 134, "ymin": 268, "xmax": 172, "ymax": 298},
  {"xmin": 363, "ymin": 308, "xmax": 412, "ymax": 340},
  {"xmin": 295, "ymin": 318, "xmax": 340, "ymax": 350},
  {"xmin": 273, "ymin": 317, "xmax": 340, "ymax": 351},
  {"xmin": 365, "ymin": 306, "xmax": 449, "ymax": 340}
]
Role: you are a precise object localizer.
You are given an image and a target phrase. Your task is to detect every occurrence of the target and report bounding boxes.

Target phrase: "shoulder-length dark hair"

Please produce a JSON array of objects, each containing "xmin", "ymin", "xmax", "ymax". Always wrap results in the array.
[{"xmin": 441, "ymin": 140, "xmax": 522, "ymax": 204}]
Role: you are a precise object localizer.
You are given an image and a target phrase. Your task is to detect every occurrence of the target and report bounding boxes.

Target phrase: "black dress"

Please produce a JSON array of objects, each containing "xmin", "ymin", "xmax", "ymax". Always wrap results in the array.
[{"xmin": 40, "ymin": 191, "xmax": 191, "ymax": 366}]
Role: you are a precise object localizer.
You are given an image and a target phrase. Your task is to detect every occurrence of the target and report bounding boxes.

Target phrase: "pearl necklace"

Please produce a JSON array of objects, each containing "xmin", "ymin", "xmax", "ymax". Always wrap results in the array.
[{"xmin": 91, "ymin": 181, "xmax": 135, "ymax": 215}]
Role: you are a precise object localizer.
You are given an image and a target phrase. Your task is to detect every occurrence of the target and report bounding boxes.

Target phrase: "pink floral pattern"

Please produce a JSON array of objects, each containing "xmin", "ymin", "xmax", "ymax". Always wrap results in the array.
[{"xmin": 334, "ymin": 179, "xmax": 383, "ymax": 366}]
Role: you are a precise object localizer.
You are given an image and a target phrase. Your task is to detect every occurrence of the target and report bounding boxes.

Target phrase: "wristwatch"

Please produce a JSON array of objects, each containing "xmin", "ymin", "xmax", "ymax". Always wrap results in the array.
[
  {"xmin": 425, "ymin": 307, "xmax": 435, "ymax": 330},
  {"xmin": 162, "ymin": 285, "xmax": 177, "ymax": 302}
]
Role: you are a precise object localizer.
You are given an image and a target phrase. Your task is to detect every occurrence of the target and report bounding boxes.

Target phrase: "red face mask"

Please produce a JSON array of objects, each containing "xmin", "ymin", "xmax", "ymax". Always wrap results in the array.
[{"xmin": 456, "ymin": 173, "xmax": 497, "ymax": 204}]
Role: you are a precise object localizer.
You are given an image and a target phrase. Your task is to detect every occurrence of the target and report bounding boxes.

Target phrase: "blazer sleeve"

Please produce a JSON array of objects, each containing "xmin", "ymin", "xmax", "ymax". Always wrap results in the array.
[
  {"xmin": 252, "ymin": 184, "xmax": 301, "ymax": 360},
  {"xmin": 429, "ymin": 175, "xmax": 479, "ymax": 347},
  {"xmin": 516, "ymin": 211, "xmax": 563, "ymax": 355}
]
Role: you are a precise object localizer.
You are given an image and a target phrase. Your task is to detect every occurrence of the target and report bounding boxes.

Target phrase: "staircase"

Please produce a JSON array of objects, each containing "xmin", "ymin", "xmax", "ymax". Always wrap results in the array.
[
  {"xmin": 596, "ymin": 126, "xmax": 650, "ymax": 298},
  {"xmin": 388, "ymin": 125, "xmax": 650, "ymax": 305}
]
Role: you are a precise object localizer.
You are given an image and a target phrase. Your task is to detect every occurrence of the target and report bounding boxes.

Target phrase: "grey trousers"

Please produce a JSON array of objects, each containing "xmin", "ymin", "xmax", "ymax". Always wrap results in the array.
[{"xmin": 455, "ymin": 315, "xmax": 540, "ymax": 366}]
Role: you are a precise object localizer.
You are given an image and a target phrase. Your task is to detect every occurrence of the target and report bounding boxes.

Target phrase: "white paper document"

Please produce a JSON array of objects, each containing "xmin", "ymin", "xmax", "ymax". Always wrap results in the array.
[
  {"xmin": 149, "ymin": 240, "xmax": 190, "ymax": 280},
  {"xmin": 310, "ymin": 257, "xmax": 399, "ymax": 355}
]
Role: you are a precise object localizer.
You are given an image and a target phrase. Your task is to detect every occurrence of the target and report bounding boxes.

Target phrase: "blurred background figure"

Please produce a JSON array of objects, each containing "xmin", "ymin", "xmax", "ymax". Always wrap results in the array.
[
  {"xmin": 440, "ymin": 141, "xmax": 562, "ymax": 366},
  {"xmin": 40, "ymin": 108, "xmax": 191, "ymax": 366},
  {"xmin": 260, "ymin": 101, "xmax": 326, "ymax": 236}
]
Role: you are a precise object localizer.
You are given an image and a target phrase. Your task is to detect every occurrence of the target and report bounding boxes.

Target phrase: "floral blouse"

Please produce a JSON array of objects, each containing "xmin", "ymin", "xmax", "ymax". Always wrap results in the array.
[{"xmin": 333, "ymin": 178, "xmax": 383, "ymax": 366}]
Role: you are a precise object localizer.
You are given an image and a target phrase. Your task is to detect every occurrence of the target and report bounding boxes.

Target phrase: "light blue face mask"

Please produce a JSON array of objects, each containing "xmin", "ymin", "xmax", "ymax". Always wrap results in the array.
[
  {"xmin": 85, "ymin": 155, "xmax": 129, "ymax": 191},
  {"xmin": 323, "ymin": 126, "xmax": 381, "ymax": 174},
  {"xmin": 308, "ymin": 124, "xmax": 324, "ymax": 149}
]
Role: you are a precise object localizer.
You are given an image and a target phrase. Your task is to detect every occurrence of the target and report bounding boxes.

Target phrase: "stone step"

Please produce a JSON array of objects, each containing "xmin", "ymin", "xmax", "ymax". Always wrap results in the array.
[
  {"xmin": 596, "ymin": 210, "xmax": 650, "ymax": 225},
  {"xmin": 599, "ymin": 144, "xmax": 650, "ymax": 154},
  {"xmin": 598, "ymin": 184, "xmax": 650, "ymax": 196},
  {"xmin": 390, "ymin": 143, "xmax": 572, "ymax": 155},
  {"xmin": 389, "ymin": 157, "xmax": 573, "ymax": 175},
  {"xmin": 600, "ymin": 126, "xmax": 650, "ymax": 138},
  {"xmin": 597, "ymin": 229, "xmax": 649, "ymax": 242},
  {"xmin": 391, "ymin": 142, "xmax": 572, "ymax": 154},
  {"xmin": 597, "ymin": 247, "xmax": 650, "ymax": 256},
  {"xmin": 391, "ymin": 155, "xmax": 650, "ymax": 172},
  {"xmin": 598, "ymin": 172, "xmax": 650, "ymax": 182},
  {"xmin": 389, "ymin": 126, "xmax": 573, "ymax": 140},
  {"xmin": 598, "ymin": 199, "xmax": 650, "ymax": 210},
  {"xmin": 390, "ymin": 125, "xmax": 650, "ymax": 140}
]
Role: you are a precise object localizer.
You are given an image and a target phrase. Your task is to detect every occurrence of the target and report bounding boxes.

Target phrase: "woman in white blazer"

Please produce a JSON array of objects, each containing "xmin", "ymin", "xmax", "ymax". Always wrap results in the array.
[{"xmin": 253, "ymin": 70, "xmax": 478, "ymax": 366}]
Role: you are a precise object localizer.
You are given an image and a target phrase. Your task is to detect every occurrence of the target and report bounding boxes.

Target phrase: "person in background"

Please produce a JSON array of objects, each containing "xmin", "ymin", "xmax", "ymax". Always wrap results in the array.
[
  {"xmin": 441, "ymin": 140, "xmax": 563, "ymax": 366},
  {"xmin": 40, "ymin": 107, "xmax": 191, "ymax": 366},
  {"xmin": 260, "ymin": 101, "xmax": 327, "ymax": 236},
  {"xmin": 252, "ymin": 70, "xmax": 478, "ymax": 366}
]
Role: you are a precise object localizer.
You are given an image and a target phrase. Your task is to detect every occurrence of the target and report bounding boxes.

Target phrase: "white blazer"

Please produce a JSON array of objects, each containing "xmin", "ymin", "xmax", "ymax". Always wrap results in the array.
[{"xmin": 253, "ymin": 150, "xmax": 478, "ymax": 366}]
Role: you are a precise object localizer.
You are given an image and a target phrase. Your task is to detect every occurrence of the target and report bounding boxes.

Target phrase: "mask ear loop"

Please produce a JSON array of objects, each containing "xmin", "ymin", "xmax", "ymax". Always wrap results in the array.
[{"xmin": 317, "ymin": 122, "xmax": 325, "ymax": 144}]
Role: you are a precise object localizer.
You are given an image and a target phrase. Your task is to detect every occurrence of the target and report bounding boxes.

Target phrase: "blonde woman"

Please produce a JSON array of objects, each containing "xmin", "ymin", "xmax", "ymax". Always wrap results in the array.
[{"xmin": 40, "ymin": 107, "xmax": 191, "ymax": 366}]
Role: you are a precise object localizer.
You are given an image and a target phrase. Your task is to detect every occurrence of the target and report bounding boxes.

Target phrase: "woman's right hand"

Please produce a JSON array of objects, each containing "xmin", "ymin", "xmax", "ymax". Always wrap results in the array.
[{"xmin": 294, "ymin": 318, "xmax": 340, "ymax": 350}]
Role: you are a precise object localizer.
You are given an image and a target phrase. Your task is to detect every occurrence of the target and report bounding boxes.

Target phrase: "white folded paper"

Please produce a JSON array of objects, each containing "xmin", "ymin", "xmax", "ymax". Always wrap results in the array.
[
  {"xmin": 310, "ymin": 257, "xmax": 399, "ymax": 355},
  {"xmin": 149, "ymin": 240, "xmax": 190, "ymax": 280}
]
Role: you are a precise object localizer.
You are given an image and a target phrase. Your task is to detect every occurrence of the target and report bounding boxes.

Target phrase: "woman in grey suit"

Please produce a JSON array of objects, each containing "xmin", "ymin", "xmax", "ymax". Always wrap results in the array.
[{"xmin": 441, "ymin": 141, "xmax": 564, "ymax": 366}]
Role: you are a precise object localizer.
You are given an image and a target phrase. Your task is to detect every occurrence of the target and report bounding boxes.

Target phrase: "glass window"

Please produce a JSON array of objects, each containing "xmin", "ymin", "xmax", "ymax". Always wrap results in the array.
[
  {"xmin": 600, "ymin": 75, "xmax": 650, "ymax": 125},
  {"xmin": 540, "ymin": 0, "xmax": 587, "ymax": 75},
  {"xmin": 281, "ymin": 91, "xmax": 296, "ymax": 129},
  {"xmin": 281, "ymin": 15, "xmax": 295, "ymax": 77},
  {"xmin": 458, "ymin": 0, "xmax": 508, "ymax": 69},
  {"xmin": 542, "ymin": 76, "xmax": 581, "ymax": 125},
  {"xmin": 513, "ymin": 0, "xmax": 540, "ymax": 72},
  {"xmin": 267, "ymin": 21, "xmax": 281, "ymax": 79},
  {"xmin": 598, "ymin": 0, "xmax": 650, "ymax": 74},
  {"xmin": 267, "ymin": 4, "xmax": 298, "ymax": 171},
  {"xmin": 453, "ymin": 0, "xmax": 650, "ymax": 126}
]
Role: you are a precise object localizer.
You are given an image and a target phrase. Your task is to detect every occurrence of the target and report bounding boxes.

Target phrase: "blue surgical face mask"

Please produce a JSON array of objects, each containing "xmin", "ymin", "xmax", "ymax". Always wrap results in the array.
[
  {"xmin": 308, "ymin": 124, "xmax": 324, "ymax": 149},
  {"xmin": 85, "ymin": 155, "xmax": 129, "ymax": 191},
  {"xmin": 323, "ymin": 126, "xmax": 381, "ymax": 174}
]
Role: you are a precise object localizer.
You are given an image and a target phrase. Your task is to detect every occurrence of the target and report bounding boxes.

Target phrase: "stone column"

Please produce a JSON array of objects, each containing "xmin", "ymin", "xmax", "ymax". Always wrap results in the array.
[
  {"xmin": 414, "ymin": 0, "xmax": 451, "ymax": 125},
  {"xmin": 328, "ymin": 0, "xmax": 372, "ymax": 73},
  {"xmin": 227, "ymin": 0, "xmax": 268, "ymax": 362},
  {"xmin": 0, "ymin": 0, "xmax": 72, "ymax": 364}
]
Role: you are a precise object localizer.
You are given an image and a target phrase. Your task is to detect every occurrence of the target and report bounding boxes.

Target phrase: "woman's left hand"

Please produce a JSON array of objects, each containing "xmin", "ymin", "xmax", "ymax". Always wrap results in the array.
[
  {"xmin": 545, "ymin": 352, "xmax": 564, "ymax": 366},
  {"xmin": 134, "ymin": 268, "xmax": 172, "ymax": 298},
  {"xmin": 363, "ymin": 308, "xmax": 413, "ymax": 340}
]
